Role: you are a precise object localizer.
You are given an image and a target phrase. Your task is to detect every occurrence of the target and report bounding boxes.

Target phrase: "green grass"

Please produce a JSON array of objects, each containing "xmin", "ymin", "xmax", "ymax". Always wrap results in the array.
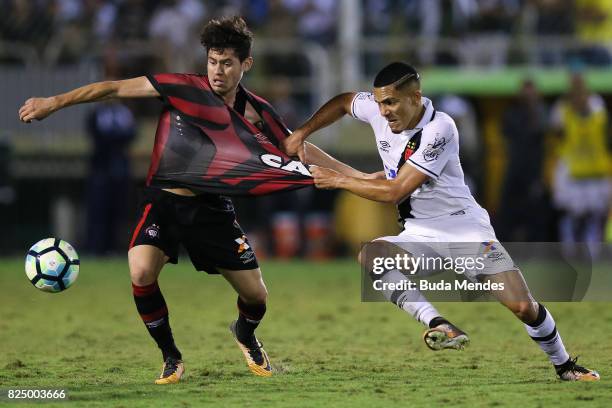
[{"xmin": 1, "ymin": 258, "xmax": 611, "ymax": 407}]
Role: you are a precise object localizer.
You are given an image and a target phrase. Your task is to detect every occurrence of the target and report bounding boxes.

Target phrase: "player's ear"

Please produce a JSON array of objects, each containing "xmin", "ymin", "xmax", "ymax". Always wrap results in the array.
[
  {"xmin": 242, "ymin": 57, "xmax": 253, "ymax": 72},
  {"xmin": 411, "ymin": 89, "xmax": 422, "ymax": 105}
]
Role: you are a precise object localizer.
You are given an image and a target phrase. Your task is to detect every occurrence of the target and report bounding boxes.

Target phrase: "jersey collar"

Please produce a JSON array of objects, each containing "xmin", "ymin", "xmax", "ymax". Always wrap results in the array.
[{"xmin": 414, "ymin": 97, "xmax": 435, "ymax": 129}]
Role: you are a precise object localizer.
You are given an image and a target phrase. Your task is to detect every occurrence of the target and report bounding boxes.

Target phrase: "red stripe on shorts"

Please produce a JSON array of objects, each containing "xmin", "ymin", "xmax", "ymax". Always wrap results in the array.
[{"xmin": 129, "ymin": 203, "xmax": 152, "ymax": 249}]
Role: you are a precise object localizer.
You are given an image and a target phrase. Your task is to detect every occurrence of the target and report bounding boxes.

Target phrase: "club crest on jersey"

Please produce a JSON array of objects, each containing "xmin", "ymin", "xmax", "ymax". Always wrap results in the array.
[
  {"xmin": 260, "ymin": 154, "xmax": 312, "ymax": 176},
  {"xmin": 403, "ymin": 139, "xmax": 418, "ymax": 160},
  {"xmin": 422, "ymin": 137, "xmax": 447, "ymax": 162}
]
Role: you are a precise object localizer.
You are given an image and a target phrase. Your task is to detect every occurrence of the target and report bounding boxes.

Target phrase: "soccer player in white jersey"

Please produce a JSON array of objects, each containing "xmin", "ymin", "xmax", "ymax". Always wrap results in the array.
[{"xmin": 283, "ymin": 62, "xmax": 599, "ymax": 381}]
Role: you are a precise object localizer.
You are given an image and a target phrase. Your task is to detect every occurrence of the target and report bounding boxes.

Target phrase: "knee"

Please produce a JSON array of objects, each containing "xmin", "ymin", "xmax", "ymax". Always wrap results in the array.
[
  {"xmin": 358, "ymin": 248, "xmax": 378, "ymax": 281},
  {"xmin": 242, "ymin": 286, "xmax": 268, "ymax": 305},
  {"xmin": 129, "ymin": 260, "xmax": 157, "ymax": 286},
  {"xmin": 509, "ymin": 301, "xmax": 538, "ymax": 323},
  {"xmin": 358, "ymin": 240, "xmax": 379, "ymax": 267},
  {"xmin": 251, "ymin": 287, "xmax": 268, "ymax": 304}
]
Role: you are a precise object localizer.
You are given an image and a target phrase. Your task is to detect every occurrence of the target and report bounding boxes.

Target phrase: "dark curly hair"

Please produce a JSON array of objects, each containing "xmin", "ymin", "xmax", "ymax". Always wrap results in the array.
[{"xmin": 200, "ymin": 16, "xmax": 253, "ymax": 62}]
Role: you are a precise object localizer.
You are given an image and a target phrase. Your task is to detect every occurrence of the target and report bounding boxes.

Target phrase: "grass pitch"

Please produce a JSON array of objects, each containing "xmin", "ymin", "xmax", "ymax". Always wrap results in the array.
[{"xmin": 1, "ymin": 258, "xmax": 611, "ymax": 407}]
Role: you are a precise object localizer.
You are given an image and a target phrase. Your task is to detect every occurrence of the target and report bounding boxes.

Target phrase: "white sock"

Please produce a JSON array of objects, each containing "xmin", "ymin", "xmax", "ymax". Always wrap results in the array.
[
  {"xmin": 377, "ymin": 269, "xmax": 440, "ymax": 327},
  {"xmin": 524, "ymin": 304, "xmax": 570, "ymax": 366}
]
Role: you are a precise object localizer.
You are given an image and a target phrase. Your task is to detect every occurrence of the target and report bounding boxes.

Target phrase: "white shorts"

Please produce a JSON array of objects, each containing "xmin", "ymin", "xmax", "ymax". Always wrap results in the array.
[
  {"xmin": 375, "ymin": 206, "xmax": 517, "ymax": 282},
  {"xmin": 553, "ymin": 161, "xmax": 611, "ymax": 216}
]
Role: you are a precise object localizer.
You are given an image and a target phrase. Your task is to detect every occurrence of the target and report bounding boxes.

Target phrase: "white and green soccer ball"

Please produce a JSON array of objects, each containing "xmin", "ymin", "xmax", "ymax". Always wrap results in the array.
[{"xmin": 25, "ymin": 238, "xmax": 80, "ymax": 293}]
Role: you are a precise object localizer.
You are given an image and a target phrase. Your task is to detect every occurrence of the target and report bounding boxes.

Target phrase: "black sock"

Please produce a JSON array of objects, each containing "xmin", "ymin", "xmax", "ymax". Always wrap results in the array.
[
  {"xmin": 429, "ymin": 316, "xmax": 450, "ymax": 329},
  {"xmin": 235, "ymin": 296, "xmax": 266, "ymax": 345},
  {"xmin": 133, "ymin": 281, "xmax": 182, "ymax": 361},
  {"xmin": 554, "ymin": 357, "xmax": 573, "ymax": 373}
]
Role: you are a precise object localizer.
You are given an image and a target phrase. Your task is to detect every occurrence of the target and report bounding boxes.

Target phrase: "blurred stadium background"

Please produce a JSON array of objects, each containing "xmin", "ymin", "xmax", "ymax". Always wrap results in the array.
[{"xmin": 1, "ymin": 0, "xmax": 612, "ymax": 258}]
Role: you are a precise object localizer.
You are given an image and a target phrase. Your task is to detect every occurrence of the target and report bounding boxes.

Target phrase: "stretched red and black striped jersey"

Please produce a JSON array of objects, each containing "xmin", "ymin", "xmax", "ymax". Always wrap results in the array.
[{"xmin": 145, "ymin": 73, "xmax": 313, "ymax": 196}]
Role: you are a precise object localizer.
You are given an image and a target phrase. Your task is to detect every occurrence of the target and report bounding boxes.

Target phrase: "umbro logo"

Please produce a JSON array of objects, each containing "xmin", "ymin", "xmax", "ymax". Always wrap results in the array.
[
  {"xmin": 379, "ymin": 141, "xmax": 391, "ymax": 153},
  {"xmin": 235, "ymin": 236, "xmax": 255, "ymax": 264}
]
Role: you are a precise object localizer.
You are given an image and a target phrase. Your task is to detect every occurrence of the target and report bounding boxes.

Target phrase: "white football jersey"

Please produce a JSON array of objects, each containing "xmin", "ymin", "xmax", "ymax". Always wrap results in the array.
[{"xmin": 351, "ymin": 93, "xmax": 481, "ymax": 219}]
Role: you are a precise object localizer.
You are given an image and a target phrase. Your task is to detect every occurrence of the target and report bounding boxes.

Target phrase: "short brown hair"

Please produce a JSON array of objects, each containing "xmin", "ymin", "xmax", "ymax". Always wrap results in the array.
[{"xmin": 200, "ymin": 16, "xmax": 253, "ymax": 61}]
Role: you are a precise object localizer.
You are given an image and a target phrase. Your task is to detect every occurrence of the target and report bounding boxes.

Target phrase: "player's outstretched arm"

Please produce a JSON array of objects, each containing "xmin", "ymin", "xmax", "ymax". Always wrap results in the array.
[
  {"xmin": 18, "ymin": 76, "xmax": 159, "ymax": 123},
  {"xmin": 302, "ymin": 142, "xmax": 380, "ymax": 179},
  {"xmin": 310, "ymin": 162, "xmax": 429, "ymax": 204},
  {"xmin": 282, "ymin": 92, "xmax": 356, "ymax": 157}
]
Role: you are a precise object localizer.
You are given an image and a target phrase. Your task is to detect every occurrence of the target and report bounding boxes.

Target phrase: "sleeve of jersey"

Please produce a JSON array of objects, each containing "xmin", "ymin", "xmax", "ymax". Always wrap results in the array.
[
  {"xmin": 406, "ymin": 119, "xmax": 457, "ymax": 180},
  {"xmin": 350, "ymin": 92, "xmax": 379, "ymax": 123},
  {"xmin": 146, "ymin": 73, "xmax": 195, "ymax": 107}
]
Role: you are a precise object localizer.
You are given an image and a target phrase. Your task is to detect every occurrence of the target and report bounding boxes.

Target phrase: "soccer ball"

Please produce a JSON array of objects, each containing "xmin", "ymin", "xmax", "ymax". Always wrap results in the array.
[{"xmin": 25, "ymin": 238, "xmax": 80, "ymax": 293}]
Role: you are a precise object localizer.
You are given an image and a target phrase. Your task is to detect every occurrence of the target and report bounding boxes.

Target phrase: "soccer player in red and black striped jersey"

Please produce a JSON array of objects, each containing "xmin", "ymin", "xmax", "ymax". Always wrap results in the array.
[{"xmin": 19, "ymin": 16, "xmax": 369, "ymax": 384}]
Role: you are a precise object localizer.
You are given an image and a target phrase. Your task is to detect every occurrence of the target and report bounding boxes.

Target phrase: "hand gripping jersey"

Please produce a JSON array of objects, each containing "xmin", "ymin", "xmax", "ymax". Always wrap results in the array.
[
  {"xmin": 351, "ymin": 93, "xmax": 480, "ymax": 219},
  {"xmin": 145, "ymin": 73, "xmax": 313, "ymax": 195}
]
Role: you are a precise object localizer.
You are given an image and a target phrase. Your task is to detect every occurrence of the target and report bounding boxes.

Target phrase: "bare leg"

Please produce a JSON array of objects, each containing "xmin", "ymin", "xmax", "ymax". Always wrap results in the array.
[
  {"xmin": 221, "ymin": 267, "xmax": 268, "ymax": 343},
  {"xmin": 220, "ymin": 267, "xmax": 268, "ymax": 304},
  {"xmin": 481, "ymin": 269, "xmax": 538, "ymax": 323},
  {"xmin": 128, "ymin": 244, "xmax": 167, "ymax": 285}
]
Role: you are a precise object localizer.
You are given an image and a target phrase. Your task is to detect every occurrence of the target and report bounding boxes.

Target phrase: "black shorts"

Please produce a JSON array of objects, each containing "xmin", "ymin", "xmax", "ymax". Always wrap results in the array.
[{"xmin": 129, "ymin": 187, "xmax": 258, "ymax": 274}]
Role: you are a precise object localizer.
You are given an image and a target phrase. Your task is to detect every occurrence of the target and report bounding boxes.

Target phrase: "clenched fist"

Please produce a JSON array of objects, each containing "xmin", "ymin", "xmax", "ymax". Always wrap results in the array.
[
  {"xmin": 310, "ymin": 165, "xmax": 344, "ymax": 190},
  {"xmin": 18, "ymin": 97, "xmax": 57, "ymax": 123},
  {"xmin": 281, "ymin": 128, "xmax": 307, "ymax": 160}
]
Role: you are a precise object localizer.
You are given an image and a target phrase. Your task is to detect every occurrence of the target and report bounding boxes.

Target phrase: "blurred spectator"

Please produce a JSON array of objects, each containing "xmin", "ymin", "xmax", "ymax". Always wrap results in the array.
[
  {"xmin": 461, "ymin": 0, "xmax": 522, "ymax": 67},
  {"xmin": 572, "ymin": 0, "xmax": 612, "ymax": 66},
  {"xmin": 550, "ymin": 72, "xmax": 611, "ymax": 253},
  {"xmin": 84, "ymin": 57, "xmax": 136, "ymax": 255},
  {"xmin": 263, "ymin": 76, "xmax": 306, "ymax": 129},
  {"xmin": 148, "ymin": 0, "xmax": 206, "ymax": 71},
  {"xmin": 259, "ymin": 0, "xmax": 310, "ymax": 81},
  {"xmin": 363, "ymin": 0, "xmax": 420, "ymax": 35},
  {"xmin": 46, "ymin": 0, "xmax": 119, "ymax": 63},
  {"xmin": 362, "ymin": 0, "xmax": 395, "ymax": 36},
  {"xmin": 240, "ymin": 0, "xmax": 270, "ymax": 29},
  {"xmin": 0, "ymin": 0, "xmax": 55, "ymax": 61},
  {"xmin": 47, "ymin": 0, "xmax": 90, "ymax": 64},
  {"xmin": 417, "ymin": 0, "xmax": 478, "ymax": 66},
  {"xmin": 113, "ymin": 0, "xmax": 155, "ymax": 42},
  {"xmin": 259, "ymin": 0, "xmax": 298, "ymax": 39},
  {"xmin": 88, "ymin": 0, "xmax": 119, "ymax": 42},
  {"xmin": 0, "ymin": 134, "xmax": 15, "ymax": 252},
  {"xmin": 283, "ymin": 0, "xmax": 337, "ymax": 45},
  {"xmin": 498, "ymin": 79, "xmax": 551, "ymax": 241},
  {"xmin": 0, "ymin": 134, "xmax": 15, "ymax": 207},
  {"xmin": 532, "ymin": 0, "xmax": 576, "ymax": 65}
]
